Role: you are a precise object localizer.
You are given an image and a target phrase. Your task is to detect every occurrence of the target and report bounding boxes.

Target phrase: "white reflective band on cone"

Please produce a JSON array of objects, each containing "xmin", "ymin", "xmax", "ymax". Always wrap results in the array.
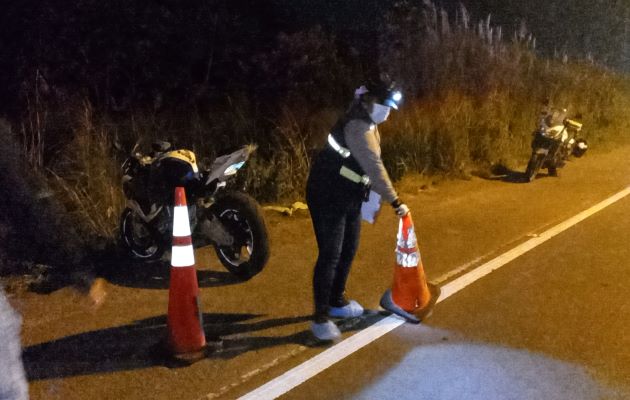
[
  {"xmin": 397, "ymin": 227, "xmax": 417, "ymax": 249},
  {"xmin": 173, "ymin": 205, "xmax": 191, "ymax": 236},
  {"xmin": 396, "ymin": 249, "xmax": 420, "ymax": 267},
  {"xmin": 171, "ymin": 245, "xmax": 195, "ymax": 267}
]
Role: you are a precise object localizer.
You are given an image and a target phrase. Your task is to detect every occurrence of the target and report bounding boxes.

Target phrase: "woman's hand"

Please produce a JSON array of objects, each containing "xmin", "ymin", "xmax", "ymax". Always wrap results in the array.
[{"xmin": 391, "ymin": 199, "xmax": 410, "ymax": 217}]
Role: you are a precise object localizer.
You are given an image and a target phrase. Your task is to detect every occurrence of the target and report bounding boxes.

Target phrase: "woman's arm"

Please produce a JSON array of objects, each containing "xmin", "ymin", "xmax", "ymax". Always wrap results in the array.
[{"xmin": 344, "ymin": 119, "xmax": 398, "ymax": 204}]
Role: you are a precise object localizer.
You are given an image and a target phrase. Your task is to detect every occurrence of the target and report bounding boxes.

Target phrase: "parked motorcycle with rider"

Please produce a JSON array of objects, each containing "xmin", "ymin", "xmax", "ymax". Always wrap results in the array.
[
  {"xmin": 118, "ymin": 140, "xmax": 269, "ymax": 280},
  {"xmin": 524, "ymin": 105, "xmax": 588, "ymax": 182}
]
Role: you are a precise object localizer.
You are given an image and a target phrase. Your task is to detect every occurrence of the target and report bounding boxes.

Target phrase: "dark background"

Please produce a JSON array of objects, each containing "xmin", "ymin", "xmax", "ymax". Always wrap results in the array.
[{"xmin": 1, "ymin": 0, "xmax": 627, "ymax": 117}]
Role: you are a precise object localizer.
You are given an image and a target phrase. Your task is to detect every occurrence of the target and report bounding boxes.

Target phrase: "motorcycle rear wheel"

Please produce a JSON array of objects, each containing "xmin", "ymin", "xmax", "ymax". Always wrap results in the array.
[
  {"xmin": 119, "ymin": 208, "xmax": 165, "ymax": 260},
  {"xmin": 209, "ymin": 192, "xmax": 269, "ymax": 280}
]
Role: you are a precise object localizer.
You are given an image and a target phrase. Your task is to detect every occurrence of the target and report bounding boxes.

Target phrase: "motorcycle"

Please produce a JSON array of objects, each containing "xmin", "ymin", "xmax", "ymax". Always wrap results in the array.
[
  {"xmin": 524, "ymin": 107, "xmax": 588, "ymax": 182},
  {"xmin": 118, "ymin": 140, "xmax": 269, "ymax": 280}
]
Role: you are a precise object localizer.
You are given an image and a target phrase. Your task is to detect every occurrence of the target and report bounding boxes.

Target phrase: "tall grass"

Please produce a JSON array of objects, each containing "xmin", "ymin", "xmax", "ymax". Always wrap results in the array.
[
  {"xmin": 8, "ymin": 1, "xmax": 630, "ymax": 241},
  {"xmin": 377, "ymin": 1, "xmax": 630, "ymax": 178},
  {"xmin": 48, "ymin": 103, "xmax": 125, "ymax": 238}
]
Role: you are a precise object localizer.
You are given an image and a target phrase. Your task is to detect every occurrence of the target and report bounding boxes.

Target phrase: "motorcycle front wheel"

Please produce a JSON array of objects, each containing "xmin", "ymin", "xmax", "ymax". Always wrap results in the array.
[
  {"xmin": 119, "ymin": 208, "xmax": 166, "ymax": 260},
  {"xmin": 208, "ymin": 192, "xmax": 270, "ymax": 280},
  {"xmin": 525, "ymin": 152, "xmax": 545, "ymax": 182}
]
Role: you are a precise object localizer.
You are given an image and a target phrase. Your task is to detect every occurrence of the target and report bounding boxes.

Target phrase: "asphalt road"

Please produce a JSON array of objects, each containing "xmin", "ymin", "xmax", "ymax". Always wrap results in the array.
[
  {"xmin": 277, "ymin": 185, "xmax": 630, "ymax": 400},
  {"xmin": 10, "ymin": 144, "xmax": 630, "ymax": 400}
]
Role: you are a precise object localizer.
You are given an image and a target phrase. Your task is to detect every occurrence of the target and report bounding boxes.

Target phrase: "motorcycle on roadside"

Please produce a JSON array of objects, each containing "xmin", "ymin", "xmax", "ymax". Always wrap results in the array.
[
  {"xmin": 524, "ymin": 107, "xmax": 588, "ymax": 182},
  {"xmin": 117, "ymin": 140, "xmax": 269, "ymax": 280}
]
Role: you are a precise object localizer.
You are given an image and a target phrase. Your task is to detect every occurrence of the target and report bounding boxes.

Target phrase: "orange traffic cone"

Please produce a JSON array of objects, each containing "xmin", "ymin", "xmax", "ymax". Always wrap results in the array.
[
  {"xmin": 167, "ymin": 186, "xmax": 206, "ymax": 360},
  {"xmin": 380, "ymin": 213, "xmax": 440, "ymax": 323}
]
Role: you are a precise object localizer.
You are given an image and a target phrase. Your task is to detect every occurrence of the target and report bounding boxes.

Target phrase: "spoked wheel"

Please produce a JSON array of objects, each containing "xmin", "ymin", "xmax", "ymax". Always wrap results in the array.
[
  {"xmin": 209, "ymin": 192, "xmax": 269, "ymax": 280},
  {"xmin": 119, "ymin": 208, "xmax": 165, "ymax": 260},
  {"xmin": 217, "ymin": 209, "xmax": 254, "ymax": 264}
]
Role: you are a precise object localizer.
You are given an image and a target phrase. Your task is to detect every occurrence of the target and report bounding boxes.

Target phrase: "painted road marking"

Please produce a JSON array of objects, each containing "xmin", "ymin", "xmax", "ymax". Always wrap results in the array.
[{"xmin": 237, "ymin": 187, "xmax": 630, "ymax": 400}]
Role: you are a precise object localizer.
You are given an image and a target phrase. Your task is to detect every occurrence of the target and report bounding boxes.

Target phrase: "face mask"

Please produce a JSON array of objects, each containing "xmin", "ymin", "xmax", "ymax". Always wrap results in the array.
[{"xmin": 369, "ymin": 103, "xmax": 391, "ymax": 124}]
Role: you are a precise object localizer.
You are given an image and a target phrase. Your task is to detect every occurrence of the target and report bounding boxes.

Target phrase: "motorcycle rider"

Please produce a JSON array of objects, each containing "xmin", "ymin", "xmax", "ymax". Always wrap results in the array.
[{"xmin": 306, "ymin": 76, "xmax": 409, "ymax": 341}]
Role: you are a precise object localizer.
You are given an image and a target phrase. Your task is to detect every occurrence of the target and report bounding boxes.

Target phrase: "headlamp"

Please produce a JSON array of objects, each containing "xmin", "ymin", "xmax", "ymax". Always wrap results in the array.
[{"xmin": 383, "ymin": 90, "xmax": 402, "ymax": 109}]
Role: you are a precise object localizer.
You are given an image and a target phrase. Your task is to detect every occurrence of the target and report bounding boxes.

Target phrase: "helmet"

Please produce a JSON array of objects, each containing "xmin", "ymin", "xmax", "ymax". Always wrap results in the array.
[
  {"xmin": 572, "ymin": 139, "xmax": 588, "ymax": 158},
  {"xmin": 361, "ymin": 76, "xmax": 403, "ymax": 110}
]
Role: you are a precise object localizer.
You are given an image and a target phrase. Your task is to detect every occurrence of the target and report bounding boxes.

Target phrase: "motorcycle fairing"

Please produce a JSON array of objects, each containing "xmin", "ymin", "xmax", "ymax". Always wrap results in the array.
[
  {"xmin": 534, "ymin": 147, "xmax": 549, "ymax": 155},
  {"xmin": 532, "ymin": 131, "xmax": 556, "ymax": 150},
  {"xmin": 205, "ymin": 145, "xmax": 255, "ymax": 184},
  {"xmin": 157, "ymin": 149, "xmax": 199, "ymax": 173},
  {"xmin": 545, "ymin": 125, "xmax": 569, "ymax": 142}
]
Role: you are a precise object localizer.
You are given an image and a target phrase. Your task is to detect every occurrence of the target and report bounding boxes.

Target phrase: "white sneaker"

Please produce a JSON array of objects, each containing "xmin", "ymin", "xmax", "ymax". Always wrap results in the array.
[
  {"xmin": 311, "ymin": 320, "xmax": 341, "ymax": 341},
  {"xmin": 328, "ymin": 300, "xmax": 364, "ymax": 318}
]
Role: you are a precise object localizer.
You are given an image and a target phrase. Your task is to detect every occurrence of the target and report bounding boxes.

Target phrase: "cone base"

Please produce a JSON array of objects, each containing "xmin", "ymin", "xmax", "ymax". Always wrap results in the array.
[
  {"xmin": 414, "ymin": 283, "xmax": 441, "ymax": 321},
  {"xmin": 379, "ymin": 284, "xmax": 441, "ymax": 324},
  {"xmin": 151, "ymin": 340, "xmax": 209, "ymax": 368},
  {"xmin": 379, "ymin": 289, "xmax": 420, "ymax": 324},
  {"xmin": 169, "ymin": 347, "xmax": 208, "ymax": 365}
]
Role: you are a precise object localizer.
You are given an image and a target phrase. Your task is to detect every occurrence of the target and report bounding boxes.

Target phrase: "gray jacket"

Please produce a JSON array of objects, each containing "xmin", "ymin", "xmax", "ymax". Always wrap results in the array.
[{"xmin": 344, "ymin": 119, "xmax": 398, "ymax": 204}]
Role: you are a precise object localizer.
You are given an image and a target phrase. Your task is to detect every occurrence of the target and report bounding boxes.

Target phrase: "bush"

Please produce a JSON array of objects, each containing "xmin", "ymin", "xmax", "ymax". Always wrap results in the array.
[{"xmin": 5, "ymin": 1, "xmax": 630, "ymax": 242}]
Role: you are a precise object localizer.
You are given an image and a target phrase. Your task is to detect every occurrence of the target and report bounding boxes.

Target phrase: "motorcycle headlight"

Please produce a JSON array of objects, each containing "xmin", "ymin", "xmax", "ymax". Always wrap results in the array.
[{"xmin": 224, "ymin": 161, "xmax": 245, "ymax": 176}]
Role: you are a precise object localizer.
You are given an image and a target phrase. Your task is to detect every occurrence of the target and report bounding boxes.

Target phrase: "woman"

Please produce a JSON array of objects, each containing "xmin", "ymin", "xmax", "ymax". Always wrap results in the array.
[{"xmin": 306, "ymin": 78, "xmax": 409, "ymax": 341}]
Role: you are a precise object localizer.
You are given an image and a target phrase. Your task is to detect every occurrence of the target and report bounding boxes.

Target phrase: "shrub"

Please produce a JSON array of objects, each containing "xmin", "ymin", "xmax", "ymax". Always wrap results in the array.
[{"xmin": 6, "ymin": 1, "xmax": 630, "ymax": 242}]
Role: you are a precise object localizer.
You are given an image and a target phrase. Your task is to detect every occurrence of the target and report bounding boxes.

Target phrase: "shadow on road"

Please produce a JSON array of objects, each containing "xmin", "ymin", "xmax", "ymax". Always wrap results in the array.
[
  {"xmin": 476, "ymin": 164, "xmax": 552, "ymax": 183},
  {"xmin": 23, "ymin": 312, "xmax": 313, "ymax": 380},
  {"xmin": 101, "ymin": 259, "xmax": 243, "ymax": 289},
  {"xmin": 24, "ymin": 245, "xmax": 244, "ymax": 294}
]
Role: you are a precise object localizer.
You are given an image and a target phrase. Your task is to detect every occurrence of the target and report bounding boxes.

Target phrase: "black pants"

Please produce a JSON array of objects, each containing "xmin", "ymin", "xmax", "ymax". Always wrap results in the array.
[{"xmin": 307, "ymin": 200, "xmax": 362, "ymax": 321}]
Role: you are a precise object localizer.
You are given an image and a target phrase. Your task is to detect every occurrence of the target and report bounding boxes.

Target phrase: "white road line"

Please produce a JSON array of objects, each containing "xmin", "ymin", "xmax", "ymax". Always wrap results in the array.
[
  {"xmin": 439, "ymin": 186, "xmax": 630, "ymax": 301},
  {"xmin": 238, "ymin": 186, "xmax": 630, "ymax": 400},
  {"xmin": 433, "ymin": 254, "xmax": 486, "ymax": 284}
]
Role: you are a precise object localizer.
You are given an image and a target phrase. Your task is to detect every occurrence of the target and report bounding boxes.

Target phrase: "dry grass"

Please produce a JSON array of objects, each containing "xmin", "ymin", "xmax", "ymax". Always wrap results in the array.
[
  {"xmin": 46, "ymin": 103, "xmax": 125, "ymax": 238},
  {"xmin": 377, "ymin": 1, "xmax": 630, "ymax": 177},
  {"xmin": 8, "ymin": 1, "xmax": 630, "ymax": 241}
]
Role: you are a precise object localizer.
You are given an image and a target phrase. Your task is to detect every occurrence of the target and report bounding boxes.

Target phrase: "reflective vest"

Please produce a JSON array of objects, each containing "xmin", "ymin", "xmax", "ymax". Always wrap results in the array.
[{"xmin": 307, "ymin": 112, "xmax": 371, "ymax": 206}]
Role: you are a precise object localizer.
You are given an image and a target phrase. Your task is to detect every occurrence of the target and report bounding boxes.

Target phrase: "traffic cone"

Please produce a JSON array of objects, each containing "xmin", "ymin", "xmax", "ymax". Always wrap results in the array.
[
  {"xmin": 380, "ymin": 213, "xmax": 440, "ymax": 324},
  {"xmin": 166, "ymin": 186, "xmax": 206, "ymax": 361}
]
